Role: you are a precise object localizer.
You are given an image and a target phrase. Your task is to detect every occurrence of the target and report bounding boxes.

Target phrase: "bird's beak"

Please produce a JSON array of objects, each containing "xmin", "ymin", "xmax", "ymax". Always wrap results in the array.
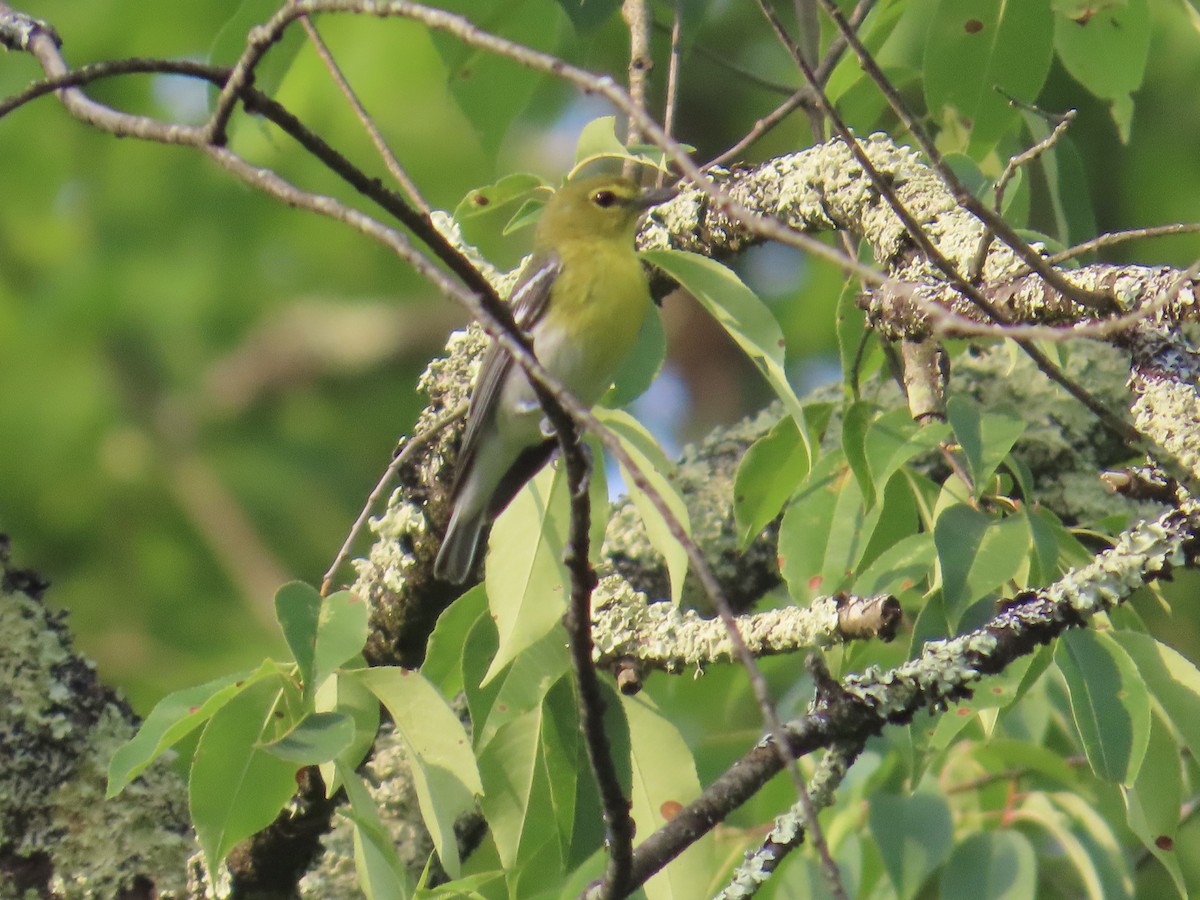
[{"xmin": 634, "ymin": 184, "xmax": 679, "ymax": 209}]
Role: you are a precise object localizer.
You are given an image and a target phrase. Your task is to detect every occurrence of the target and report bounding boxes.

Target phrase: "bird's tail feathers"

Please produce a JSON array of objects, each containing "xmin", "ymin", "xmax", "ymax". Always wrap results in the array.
[{"xmin": 434, "ymin": 507, "xmax": 486, "ymax": 584}]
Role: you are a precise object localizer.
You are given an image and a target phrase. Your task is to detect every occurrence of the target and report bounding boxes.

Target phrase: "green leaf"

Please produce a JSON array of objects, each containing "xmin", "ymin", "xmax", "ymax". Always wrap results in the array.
[
  {"xmin": 946, "ymin": 398, "xmax": 1026, "ymax": 496},
  {"xmin": 422, "ymin": 584, "xmax": 489, "ymax": 697},
  {"xmin": 210, "ymin": 0, "xmax": 305, "ymax": 99},
  {"xmin": 478, "ymin": 703, "xmax": 561, "ymax": 869},
  {"xmin": 274, "ymin": 581, "xmax": 322, "ymax": 688},
  {"xmin": 1014, "ymin": 794, "xmax": 1123, "ymax": 900},
  {"xmin": 1054, "ymin": 0, "xmax": 1150, "ymax": 102},
  {"xmin": 315, "ymin": 670, "xmax": 380, "ymax": 794},
  {"xmin": 312, "ymin": 589, "xmax": 369, "ymax": 700},
  {"xmin": 603, "ymin": 308, "xmax": 666, "ymax": 408},
  {"xmin": 925, "ymin": 0, "xmax": 1055, "ymax": 155},
  {"xmin": 869, "ymin": 791, "xmax": 954, "ymax": 900},
  {"xmin": 864, "ymin": 408, "xmax": 950, "ymax": 501},
  {"xmin": 340, "ymin": 766, "xmax": 415, "ymax": 900},
  {"xmin": 1122, "ymin": 711, "xmax": 1186, "ymax": 895},
  {"xmin": 107, "ymin": 660, "xmax": 278, "ymax": 797},
  {"xmin": 935, "ymin": 504, "xmax": 1031, "ymax": 622},
  {"xmin": 261, "ymin": 711, "xmax": 355, "ymax": 764},
  {"xmin": 1056, "ymin": 629, "xmax": 1150, "ymax": 784},
  {"xmin": 483, "ymin": 465, "xmax": 570, "ymax": 684},
  {"xmin": 354, "ymin": 667, "xmax": 482, "ymax": 877},
  {"xmin": 842, "ymin": 400, "xmax": 877, "ymax": 504},
  {"xmin": 190, "ymin": 677, "xmax": 299, "ymax": 875},
  {"xmin": 453, "ymin": 173, "xmax": 546, "ymax": 222},
  {"xmin": 852, "ymin": 531, "xmax": 936, "ymax": 597},
  {"xmin": 733, "ymin": 415, "xmax": 808, "ymax": 545},
  {"xmin": 595, "ymin": 407, "xmax": 691, "ymax": 605},
  {"xmin": 939, "ymin": 831, "xmax": 1037, "ymax": 899},
  {"xmin": 778, "ymin": 451, "xmax": 845, "ymax": 600},
  {"xmin": 475, "ymin": 627, "xmax": 571, "ymax": 752},
  {"xmin": 432, "ymin": 0, "xmax": 556, "ymax": 156},
  {"xmin": 1115, "ymin": 631, "xmax": 1200, "ymax": 751},
  {"xmin": 415, "ymin": 871, "xmax": 504, "ymax": 898},
  {"xmin": 622, "ymin": 694, "xmax": 712, "ymax": 900},
  {"xmin": 642, "ymin": 248, "xmax": 812, "ymax": 461},
  {"xmin": 573, "ymin": 116, "xmax": 632, "ymax": 169}
]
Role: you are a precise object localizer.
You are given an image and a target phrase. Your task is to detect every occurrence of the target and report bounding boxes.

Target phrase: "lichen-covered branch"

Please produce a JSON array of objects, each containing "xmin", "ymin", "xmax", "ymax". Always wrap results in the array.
[
  {"xmin": 624, "ymin": 498, "xmax": 1195, "ymax": 890},
  {"xmin": 591, "ymin": 578, "xmax": 898, "ymax": 673},
  {"xmin": 713, "ymin": 741, "xmax": 863, "ymax": 900},
  {"xmin": 0, "ymin": 544, "xmax": 192, "ymax": 898}
]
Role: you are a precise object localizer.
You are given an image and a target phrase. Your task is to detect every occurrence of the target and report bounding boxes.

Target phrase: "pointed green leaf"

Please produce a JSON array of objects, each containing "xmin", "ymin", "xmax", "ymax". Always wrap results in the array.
[
  {"xmin": 946, "ymin": 398, "xmax": 1026, "ymax": 496},
  {"xmin": 108, "ymin": 660, "xmax": 278, "ymax": 797},
  {"xmin": 641, "ymin": 248, "xmax": 812, "ymax": 461},
  {"xmin": 422, "ymin": 584, "xmax": 489, "ymax": 697},
  {"xmin": 778, "ymin": 451, "xmax": 844, "ymax": 600},
  {"xmin": 733, "ymin": 415, "xmax": 809, "ymax": 545},
  {"xmin": 1122, "ymin": 711, "xmax": 1186, "ymax": 896},
  {"xmin": 623, "ymin": 694, "xmax": 712, "ymax": 900},
  {"xmin": 340, "ymin": 766, "xmax": 415, "ymax": 900},
  {"xmin": 315, "ymin": 670, "xmax": 381, "ymax": 795},
  {"xmin": 864, "ymin": 408, "xmax": 950, "ymax": 499},
  {"xmin": 1115, "ymin": 631, "xmax": 1200, "ymax": 751},
  {"xmin": 852, "ymin": 531, "xmax": 936, "ymax": 597},
  {"xmin": 355, "ymin": 667, "xmax": 481, "ymax": 877},
  {"xmin": 312, "ymin": 589, "xmax": 369, "ymax": 699},
  {"xmin": 1056, "ymin": 629, "xmax": 1150, "ymax": 784},
  {"xmin": 935, "ymin": 504, "xmax": 1031, "ymax": 621},
  {"xmin": 483, "ymin": 466, "xmax": 570, "ymax": 684},
  {"xmin": 190, "ymin": 677, "xmax": 299, "ymax": 875},
  {"xmin": 453, "ymin": 173, "xmax": 546, "ymax": 222},
  {"xmin": 925, "ymin": 0, "xmax": 1054, "ymax": 155},
  {"xmin": 603, "ymin": 308, "xmax": 666, "ymax": 408},
  {"xmin": 262, "ymin": 711, "xmax": 355, "ymax": 765},
  {"xmin": 596, "ymin": 407, "xmax": 690, "ymax": 604},
  {"xmin": 274, "ymin": 581, "xmax": 322, "ymax": 688},
  {"xmin": 475, "ymin": 628, "xmax": 571, "ymax": 753},
  {"xmin": 478, "ymin": 704, "xmax": 557, "ymax": 869}
]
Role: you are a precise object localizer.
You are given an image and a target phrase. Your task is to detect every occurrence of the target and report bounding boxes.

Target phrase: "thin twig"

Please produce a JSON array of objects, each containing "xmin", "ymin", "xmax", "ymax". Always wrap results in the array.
[
  {"xmin": 704, "ymin": 0, "xmax": 874, "ymax": 168},
  {"xmin": 659, "ymin": 0, "xmax": 683, "ymax": 187},
  {"xmin": 762, "ymin": 0, "xmax": 1136, "ymax": 448},
  {"xmin": 813, "ymin": 0, "xmax": 1118, "ymax": 315},
  {"xmin": 292, "ymin": 4, "xmax": 432, "ymax": 215},
  {"xmin": 1045, "ymin": 223, "xmax": 1200, "ymax": 266},
  {"xmin": 320, "ymin": 403, "xmax": 466, "ymax": 597},
  {"xmin": 968, "ymin": 111, "xmax": 1076, "ymax": 283},
  {"xmin": 621, "ymin": 0, "xmax": 653, "ymax": 147}
]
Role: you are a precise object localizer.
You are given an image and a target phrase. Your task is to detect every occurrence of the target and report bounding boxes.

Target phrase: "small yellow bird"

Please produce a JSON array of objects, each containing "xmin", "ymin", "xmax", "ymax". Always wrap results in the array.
[{"xmin": 434, "ymin": 174, "xmax": 673, "ymax": 583}]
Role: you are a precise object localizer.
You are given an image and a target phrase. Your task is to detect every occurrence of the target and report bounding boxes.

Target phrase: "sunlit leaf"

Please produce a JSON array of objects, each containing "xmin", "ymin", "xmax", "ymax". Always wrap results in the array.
[
  {"xmin": 108, "ymin": 660, "xmax": 279, "ymax": 797},
  {"xmin": 190, "ymin": 678, "xmax": 298, "ymax": 875}
]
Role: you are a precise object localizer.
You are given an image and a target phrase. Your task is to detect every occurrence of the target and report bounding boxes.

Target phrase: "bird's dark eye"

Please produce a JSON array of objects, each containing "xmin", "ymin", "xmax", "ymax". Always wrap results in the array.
[{"xmin": 591, "ymin": 190, "xmax": 618, "ymax": 208}]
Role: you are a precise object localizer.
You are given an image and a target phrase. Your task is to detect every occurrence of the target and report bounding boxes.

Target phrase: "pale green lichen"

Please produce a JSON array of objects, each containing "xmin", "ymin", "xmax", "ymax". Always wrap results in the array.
[
  {"xmin": 840, "ymin": 504, "xmax": 1188, "ymax": 717},
  {"xmin": 0, "ymin": 584, "xmax": 191, "ymax": 899},
  {"xmin": 591, "ymin": 577, "xmax": 849, "ymax": 672}
]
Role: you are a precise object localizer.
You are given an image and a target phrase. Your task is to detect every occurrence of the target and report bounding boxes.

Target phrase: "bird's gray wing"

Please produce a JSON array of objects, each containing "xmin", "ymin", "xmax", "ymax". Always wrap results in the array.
[{"xmin": 451, "ymin": 251, "xmax": 562, "ymax": 493}]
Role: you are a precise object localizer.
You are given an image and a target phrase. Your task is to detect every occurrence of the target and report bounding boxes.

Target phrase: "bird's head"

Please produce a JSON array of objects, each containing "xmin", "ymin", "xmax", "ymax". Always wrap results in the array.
[{"xmin": 535, "ymin": 174, "xmax": 674, "ymax": 247}]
